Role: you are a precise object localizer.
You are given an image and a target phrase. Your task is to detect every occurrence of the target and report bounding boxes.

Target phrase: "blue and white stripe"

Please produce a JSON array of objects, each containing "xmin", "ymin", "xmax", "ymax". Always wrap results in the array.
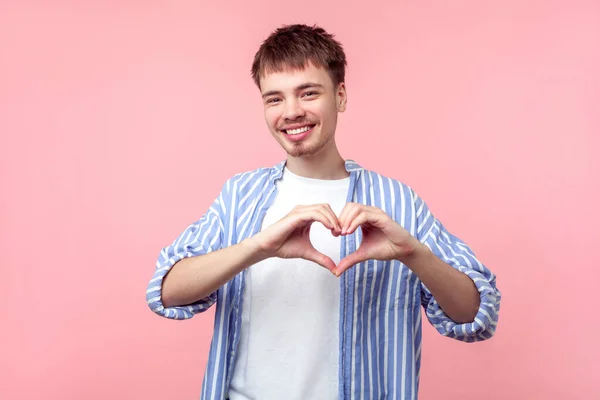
[{"xmin": 146, "ymin": 160, "xmax": 501, "ymax": 399}]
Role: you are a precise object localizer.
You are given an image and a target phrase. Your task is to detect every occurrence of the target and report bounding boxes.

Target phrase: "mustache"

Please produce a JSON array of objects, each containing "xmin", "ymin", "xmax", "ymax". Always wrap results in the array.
[{"xmin": 277, "ymin": 119, "xmax": 318, "ymax": 130}]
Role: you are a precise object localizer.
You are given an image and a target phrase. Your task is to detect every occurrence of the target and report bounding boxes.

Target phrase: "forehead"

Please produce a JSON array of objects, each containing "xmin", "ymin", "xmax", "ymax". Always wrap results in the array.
[{"xmin": 259, "ymin": 63, "xmax": 333, "ymax": 94}]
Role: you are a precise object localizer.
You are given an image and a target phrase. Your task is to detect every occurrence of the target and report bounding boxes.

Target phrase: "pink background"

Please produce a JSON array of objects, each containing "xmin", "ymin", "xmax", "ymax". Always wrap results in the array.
[{"xmin": 2, "ymin": 1, "xmax": 599, "ymax": 399}]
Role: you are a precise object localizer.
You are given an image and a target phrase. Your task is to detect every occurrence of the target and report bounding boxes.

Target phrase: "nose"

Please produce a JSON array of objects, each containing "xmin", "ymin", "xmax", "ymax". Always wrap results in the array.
[{"xmin": 282, "ymin": 98, "xmax": 305, "ymax": 121}]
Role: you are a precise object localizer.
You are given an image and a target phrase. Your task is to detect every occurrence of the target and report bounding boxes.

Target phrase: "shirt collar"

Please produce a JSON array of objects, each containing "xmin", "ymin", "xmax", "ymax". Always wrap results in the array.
[{"xmin": 269, "ymin": 159, "xmax": 363, "ymax": 182}]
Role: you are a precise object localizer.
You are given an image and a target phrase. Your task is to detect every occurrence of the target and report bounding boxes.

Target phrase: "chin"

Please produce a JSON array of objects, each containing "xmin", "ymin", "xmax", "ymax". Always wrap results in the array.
[{"xmin": 286, "ymin": 142, "xmax": 327, "ymax": 158}]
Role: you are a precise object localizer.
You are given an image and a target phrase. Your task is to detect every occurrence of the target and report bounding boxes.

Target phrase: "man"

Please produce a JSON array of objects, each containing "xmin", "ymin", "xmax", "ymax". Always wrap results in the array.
[{"xmin": 146, "ymin": 24, "xmax": 501, "ymax": 400}]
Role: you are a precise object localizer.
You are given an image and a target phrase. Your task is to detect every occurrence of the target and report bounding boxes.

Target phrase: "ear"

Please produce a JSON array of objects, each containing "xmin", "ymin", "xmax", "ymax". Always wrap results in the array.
[{"xmin": 336, "ymin": 82, "xmax": 347, "ymax": 112}]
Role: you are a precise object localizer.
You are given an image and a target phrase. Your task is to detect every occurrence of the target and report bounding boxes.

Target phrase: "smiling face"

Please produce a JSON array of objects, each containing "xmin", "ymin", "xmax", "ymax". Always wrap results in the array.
[{"xmin": 260, "ymin": 63, "xmax": 347, "ymax": 158}]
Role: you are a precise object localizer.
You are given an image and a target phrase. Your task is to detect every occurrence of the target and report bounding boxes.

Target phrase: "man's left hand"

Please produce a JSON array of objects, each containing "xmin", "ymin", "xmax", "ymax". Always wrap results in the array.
[{"xmin": 334, "ymin": 203, "xmax": 424, "ymax": 277}]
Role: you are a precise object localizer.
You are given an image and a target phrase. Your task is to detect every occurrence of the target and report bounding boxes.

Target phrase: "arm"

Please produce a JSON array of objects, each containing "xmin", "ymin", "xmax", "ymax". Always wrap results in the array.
[
  {"xmin": 401, "ymin": 244, "xmax": 481, "ymax": 324},
  {"xmin": 334, "ymin": 194, "xmax": 501, "ymax": 342},
  {"xmin": 414, "ymin": 193, "xmax": 501, "ymax": 342},
  {"xmin": 162, "ymin": 201, "xmax": 345, "ymax": 307},
  {"xmin": 145, "ymin": 184, "xmax": 230, "ymax": 320},
  {"xmin": 146, "ymin": 194, "xmax": 342, "ymax": 319},
  {"xmin": 161, "ymin": 238, "xmax": 266, "ymax": 308}
]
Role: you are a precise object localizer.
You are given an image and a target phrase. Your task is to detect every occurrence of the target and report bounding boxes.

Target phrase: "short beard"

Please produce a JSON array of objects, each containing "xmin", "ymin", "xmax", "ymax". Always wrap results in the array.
[{"xmin": 284, "ymin": 137, "xmax": 329, "ymax": 158}]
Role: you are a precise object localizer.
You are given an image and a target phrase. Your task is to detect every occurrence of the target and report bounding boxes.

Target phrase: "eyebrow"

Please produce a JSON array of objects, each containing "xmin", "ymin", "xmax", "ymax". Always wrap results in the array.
[{"xmin": 261, "ymin": 82, "xmax": 325, "ymax": 98}]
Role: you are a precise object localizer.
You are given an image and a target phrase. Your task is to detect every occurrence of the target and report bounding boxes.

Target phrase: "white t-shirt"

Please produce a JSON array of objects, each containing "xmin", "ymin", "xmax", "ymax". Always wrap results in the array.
[{"xmin": 228, "ymin": 167, "xmax": 350, "ymax": 400}]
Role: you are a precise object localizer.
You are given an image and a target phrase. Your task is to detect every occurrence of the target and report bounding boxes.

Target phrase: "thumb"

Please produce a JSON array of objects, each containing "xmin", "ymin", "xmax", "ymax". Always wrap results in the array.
[
  {"xmin": 302, "ymin": 246, "xmax": 337, "ymax": 273},
  {"xmin": 335, "ymin": 251, "xmax": 366, "ymax": 277}
]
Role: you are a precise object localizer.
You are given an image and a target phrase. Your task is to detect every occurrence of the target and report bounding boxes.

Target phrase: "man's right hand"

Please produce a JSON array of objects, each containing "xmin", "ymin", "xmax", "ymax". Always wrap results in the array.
[
  {"xmin": 161, "ymin": 203, "xmax": 344, "ymax": 308},
  {"xmin": 248, "ymin": 204, "xmax": 342, "ymax": 272}
]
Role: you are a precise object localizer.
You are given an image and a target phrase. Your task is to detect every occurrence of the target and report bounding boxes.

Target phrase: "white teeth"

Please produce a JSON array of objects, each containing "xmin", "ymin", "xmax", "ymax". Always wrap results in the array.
[{"xmin": 286, "ymin": 126, "xmax": 311, "ymax": 135}]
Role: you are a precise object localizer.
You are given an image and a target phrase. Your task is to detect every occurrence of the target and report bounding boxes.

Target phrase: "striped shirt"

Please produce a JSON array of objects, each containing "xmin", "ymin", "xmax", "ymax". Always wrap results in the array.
[{"xmin": 146, "ymin": 160, "xmax": 501, "ymax": 400}]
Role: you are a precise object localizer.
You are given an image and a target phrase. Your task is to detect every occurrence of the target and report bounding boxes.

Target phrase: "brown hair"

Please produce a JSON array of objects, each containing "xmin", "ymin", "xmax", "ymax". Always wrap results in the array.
[{"xmin": 251, "ymin": 24, "xmax": 347, "ymax": 89}]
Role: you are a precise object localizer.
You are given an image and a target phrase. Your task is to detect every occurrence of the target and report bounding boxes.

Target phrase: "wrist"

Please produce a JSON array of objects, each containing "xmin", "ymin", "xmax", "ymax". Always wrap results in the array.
[
  {"xmin": 396, "ymin": 240, "xmax": 430, "ymax": 266},
  {"xmin": 240, "ymin": 235, "xmax": 271, "ymax": 264}
]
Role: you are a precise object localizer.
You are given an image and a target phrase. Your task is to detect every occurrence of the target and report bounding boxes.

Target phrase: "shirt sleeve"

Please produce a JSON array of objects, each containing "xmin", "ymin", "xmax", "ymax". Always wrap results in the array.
[
  {"xmin": 413, "ymin": 192, "xmax": 501, "ymax": 342},
  {"xmin": 145, "ymin": 187, "xmax": 227, "ymax": 320}
]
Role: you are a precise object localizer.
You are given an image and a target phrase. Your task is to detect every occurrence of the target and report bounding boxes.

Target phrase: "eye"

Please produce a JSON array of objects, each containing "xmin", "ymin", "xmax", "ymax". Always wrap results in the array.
[
  {"xmin": 266, "ymin": 98, "xmax": 281, "ymax": 104},
  {"xmin": 302, "ymin": 91, "xmax": 317, "ymax": 97}
]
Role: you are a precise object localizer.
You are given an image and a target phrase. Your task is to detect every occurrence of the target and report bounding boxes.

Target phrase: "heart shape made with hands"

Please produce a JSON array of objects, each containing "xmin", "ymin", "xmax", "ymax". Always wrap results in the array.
[{"xmin": 306, "ymin": 203, "xmax": 417, "ymax": 277}]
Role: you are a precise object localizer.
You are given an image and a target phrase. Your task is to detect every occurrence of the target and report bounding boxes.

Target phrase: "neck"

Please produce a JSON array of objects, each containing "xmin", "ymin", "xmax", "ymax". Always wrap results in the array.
[{"xmin": 285, "ymin": 141, "xmax": 348, "ymax": 180}]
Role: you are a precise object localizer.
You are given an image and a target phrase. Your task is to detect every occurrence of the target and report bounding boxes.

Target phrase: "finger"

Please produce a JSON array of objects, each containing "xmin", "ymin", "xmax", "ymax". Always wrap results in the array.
[
  {"xmin": 348, "ymin": 206, "xmax": 391, "ymax": 234},
  {"xmin": 318, "ymin": 203, "xmax": 342, "ymax": 233},
  {"xmin": 311, "ymin": 204, "xmax": 340, "ymax": 233},
  {"xmin": 340, "ymin": 204, "xmax": 364, "ymax": 234},
  {"xmin": 345, "ymin": 211, "xmax": 380, "ymax": 235},
  {"xmin": 315, "ymin": 208, "xmax": 339, "ymax": 232},
  {"xmin": 292, "ymin": 204, "xmax": 338, "ymax": 229},
  {"xmin": 337, "ymin": 202, "xmax": 355, "ymax": 225},
  {"xmin": 291, "ymin": 204, "xmax": 329, "ymax": 217},
  {"xmin": 291, "ymin": 204, "xmax": 314, "ymax": 213},
  {"xmin": 334, "ymin": 251, "xmax": 367, "ymax": 277},
  {"xmin": 303, "ymin": 246, "xmax": 337, "ymax": 272},
  {"xmin": 307, "ymin": 206, "xmax": 341, "ymax": 234},
  {"xmin": 293, "ymin": 209, "xmax": 337, "ymax": 231}
]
